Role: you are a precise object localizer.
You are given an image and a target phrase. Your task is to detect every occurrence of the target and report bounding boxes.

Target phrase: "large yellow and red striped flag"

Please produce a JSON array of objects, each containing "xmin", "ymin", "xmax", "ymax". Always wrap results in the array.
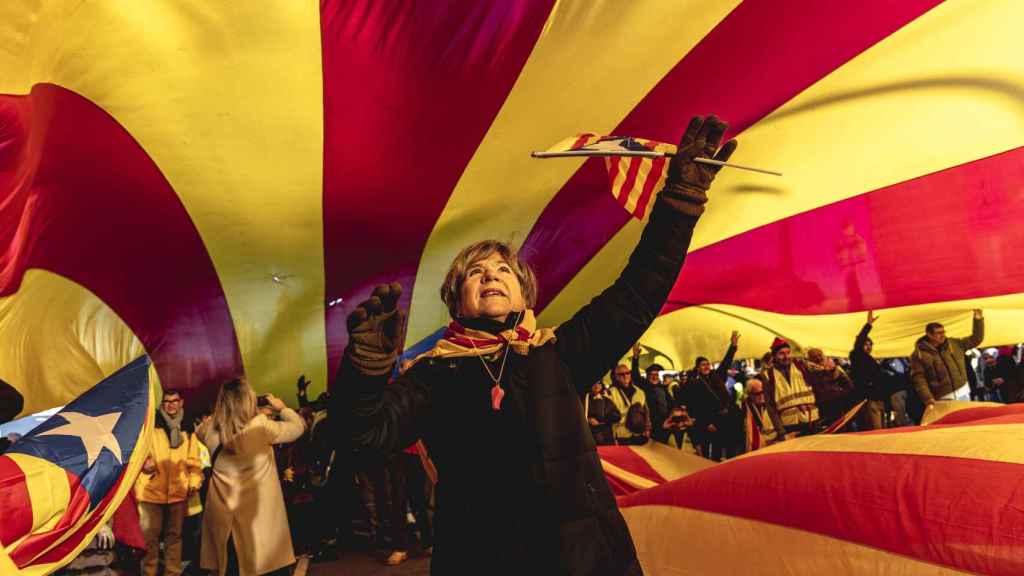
[
  {"xmin": 2, "ymin": 0, "xmax": 1023, "ymax": 438},
  {"xmin": 618, "ymin": 402, "xmax": 1024, "ymax": 575}
]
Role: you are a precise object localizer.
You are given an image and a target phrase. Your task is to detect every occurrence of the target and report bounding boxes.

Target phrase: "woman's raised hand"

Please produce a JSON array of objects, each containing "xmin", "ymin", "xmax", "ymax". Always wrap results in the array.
[
  {"xmin": 661, "ymin": 115, "xmax": 738, "ymax": 217},
  {"xmin": 346, "ymin": 282, "xmax": 406, "ymax": 376}
]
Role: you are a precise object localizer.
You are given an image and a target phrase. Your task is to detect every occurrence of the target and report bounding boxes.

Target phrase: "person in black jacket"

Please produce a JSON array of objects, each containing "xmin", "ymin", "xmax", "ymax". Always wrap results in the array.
[
  {"xmin": 0, "ymin": 377, "xmax": 23, "ymax": 424},
  {"xmin": 849, "ymin": 311, "xmax": 890, "ymax": 430},
  {"xmin": 585, "ymin": 381, "xmax": 621, "ymax": 446},
  {"xmin": 682, "ymin": 331, "xmax": 743, "ymax": 461},
  {"xmin": 332, "ymin": 116, "xmax": 737, "ymax": 575},
  {"xmin": 630, "ymin": 345, "xmax": 672, "ymax": 445}
]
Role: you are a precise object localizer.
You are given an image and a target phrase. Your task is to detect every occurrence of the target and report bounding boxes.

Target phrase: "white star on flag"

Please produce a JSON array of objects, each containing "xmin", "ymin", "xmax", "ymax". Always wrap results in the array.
[{"xmin": 37, "ymin": 411, "xmax": 124, "ymax": 467}]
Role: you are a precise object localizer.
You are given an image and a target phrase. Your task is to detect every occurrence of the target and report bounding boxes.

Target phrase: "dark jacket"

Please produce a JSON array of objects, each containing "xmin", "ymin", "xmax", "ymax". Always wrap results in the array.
[
  {"xmin": 681, "ymin": 344, "xmax": 740, "ymax": 442},
  {"xmin": 910, "ymin": 318, "xmax": 984, "ymax": 402},
  {"xmin": 633, "ymin": 356, "xmax": 672, "ymax": 443},
  {"xmin": 0, "ymin": 377, "xmax": 23, "ymax": 424},
  {"xmin": 336, "ymin": 195, "xmax": 698, "ymax": 575},
  {"xmin": 984, "ymin": 356, "xmax": 1022, "ymax": 403},
  {"xmin": 849, "ymin": 324, "xmax": 889, "ymax": 402},
  {"xmin": 805, "ymin": 363, "xmax": 856, "ymax": 423},
  {"xmin": 585, "ymin": 392, "xmax": 621, "ymax": 446}
]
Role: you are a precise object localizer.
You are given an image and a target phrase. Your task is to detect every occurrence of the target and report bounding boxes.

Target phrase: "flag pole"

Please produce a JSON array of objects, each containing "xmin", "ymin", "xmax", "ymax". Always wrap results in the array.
[{"xmin": 531, "ymin": 150, "xmax": 782, "ymax": 177}]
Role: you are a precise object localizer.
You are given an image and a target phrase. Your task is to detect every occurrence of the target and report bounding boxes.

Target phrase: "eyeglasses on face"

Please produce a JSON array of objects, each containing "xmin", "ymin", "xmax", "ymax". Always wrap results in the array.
[
  {"xmin": 162, "ymin": 398, "xmax": 182, "ymax": 405},
  {"xmin": 614, "ymin": 371, "xmax": 630, "ymax": 377}
]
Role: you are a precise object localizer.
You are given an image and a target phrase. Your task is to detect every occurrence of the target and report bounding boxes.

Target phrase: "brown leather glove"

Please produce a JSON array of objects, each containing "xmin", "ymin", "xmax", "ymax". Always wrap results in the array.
[
  {"xmin": 660, "ymin": 115, "xmax": 738, "ymax": 217},
  {"xmin": 345, "ymin": 283, "xmax": 406, "ymax": 376}
]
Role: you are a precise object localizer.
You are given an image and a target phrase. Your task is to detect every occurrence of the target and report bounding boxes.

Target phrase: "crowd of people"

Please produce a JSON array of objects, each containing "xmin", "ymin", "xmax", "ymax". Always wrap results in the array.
[
  {"xmin": 4, "ymin": 115, "xmax": 1021, "ymax": 575},
  {"xmin": 588, "ymin": 308, "xmax": 1018, "ymax": 461},
  {"xmin": 24, "ymin": 305, "xmax": 1008, "ymax": 575}
]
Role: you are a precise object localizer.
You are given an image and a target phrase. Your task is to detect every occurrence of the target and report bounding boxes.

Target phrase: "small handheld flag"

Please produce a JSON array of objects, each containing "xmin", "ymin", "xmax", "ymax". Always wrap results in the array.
[{"xmin": 533, "ymin": 133, "xmax": 781, "ymax": 220}]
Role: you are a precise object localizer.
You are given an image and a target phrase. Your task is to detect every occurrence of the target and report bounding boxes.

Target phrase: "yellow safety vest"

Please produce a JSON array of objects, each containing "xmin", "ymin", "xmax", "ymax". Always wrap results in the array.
[{"xmin": 771, "ymin": 366, "xmax": 819, "ymax": 427}]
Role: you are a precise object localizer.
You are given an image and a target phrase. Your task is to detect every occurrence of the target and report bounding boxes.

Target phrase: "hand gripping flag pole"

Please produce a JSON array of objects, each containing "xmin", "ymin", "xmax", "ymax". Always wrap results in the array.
[
  {"xmin": 532, "ymin": 134, "xmax": 782, "ymax": 176},
  {"xmin": 531, "ymin": 134, "xmax": 781, "ymax": 221}
]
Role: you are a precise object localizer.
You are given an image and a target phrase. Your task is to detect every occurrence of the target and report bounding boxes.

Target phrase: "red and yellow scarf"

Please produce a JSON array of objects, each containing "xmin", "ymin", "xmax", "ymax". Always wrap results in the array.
[{"xmin": 413, "ymin": 310, "xmax": 556, "ymax": 409}]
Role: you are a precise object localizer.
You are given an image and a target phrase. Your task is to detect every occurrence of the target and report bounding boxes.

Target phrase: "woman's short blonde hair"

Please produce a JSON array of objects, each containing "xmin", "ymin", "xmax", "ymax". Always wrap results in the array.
[
  {"xmin": 211, "ymin": 377, "xmax": 256, "ymax": 450},
  {"xmin": 440, "ymin": 240, "xmax": 537, "ymax": 319}
]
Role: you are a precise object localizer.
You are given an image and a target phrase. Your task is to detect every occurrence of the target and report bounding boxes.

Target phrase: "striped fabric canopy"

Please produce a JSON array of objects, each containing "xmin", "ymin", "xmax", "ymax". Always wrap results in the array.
[
  {"xmin": 1, "ymin": 0, "xmax": 1022, "ymax": 418},
  {"xmin": 618, "ymin": 402, "xmax": 1024, "ymax": 574}
]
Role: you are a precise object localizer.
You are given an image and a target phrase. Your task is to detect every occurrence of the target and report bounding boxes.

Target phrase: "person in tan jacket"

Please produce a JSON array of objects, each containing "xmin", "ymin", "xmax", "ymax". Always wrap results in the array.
[
  {"xmin": 911, "ymin": 310, "xmax": 985, "ymax": 407},
  {"xmin": 197, "ymin": 378, "xmax": 306, "ymax": 576},
  {"xmin": 135, "ymin": 389, "xmax": 203, "ymax": 576}
]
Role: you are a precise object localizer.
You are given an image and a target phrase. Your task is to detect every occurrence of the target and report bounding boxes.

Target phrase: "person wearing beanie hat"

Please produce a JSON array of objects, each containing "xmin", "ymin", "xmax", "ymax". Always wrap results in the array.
[
  {"xmin": 770, "ymin": 337, "xmax": 790, "ymax": 355},
  {"xmin": 757, "ymin": 336, "xmax": 844, "ymax": 437},
  {"xmin": 680, "ymin": 331, "xmax": 743, "ymax": 460},
  {"xmin": 640, "ymin": 359, "xmax": 673, "ymax": 445}
]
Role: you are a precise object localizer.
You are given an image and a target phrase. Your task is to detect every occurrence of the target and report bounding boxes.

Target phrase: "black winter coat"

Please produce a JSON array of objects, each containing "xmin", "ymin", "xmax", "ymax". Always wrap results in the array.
[
  {"xmin": 335, "ymin": 195, "xmax": 699, "ymax": 575},
  {"xmin": 849, "ymin": 323, "xmax": 890, "ymax": 402},
  {"xmin": 681, "ymin": 344, "xmax": 741, "ymax": 444},
  {"xmin": 586, "ymin": 393, "xmax": 621, "ymax": 446}
]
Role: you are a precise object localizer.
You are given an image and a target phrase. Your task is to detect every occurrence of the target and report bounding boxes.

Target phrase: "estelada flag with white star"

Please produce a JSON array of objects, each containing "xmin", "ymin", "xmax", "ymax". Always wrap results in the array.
[{"xmin": 0, "ymin": 356, "xmax": 155, "ymax": 575}]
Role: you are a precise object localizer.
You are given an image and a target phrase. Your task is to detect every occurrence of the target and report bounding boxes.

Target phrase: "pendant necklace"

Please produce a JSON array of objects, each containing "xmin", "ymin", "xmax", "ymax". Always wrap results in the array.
[
  {"xmin": 470, "ymin": 337, "xmax": 512, "ymax": 411},
  {"xmin": 469, "ymin": 311, "xmax": 523, "ymax": 411}
]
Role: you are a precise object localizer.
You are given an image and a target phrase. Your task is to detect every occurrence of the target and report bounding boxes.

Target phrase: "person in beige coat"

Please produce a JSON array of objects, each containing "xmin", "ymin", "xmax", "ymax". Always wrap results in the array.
[{"xmin": 196, "ymin": 378, "xmax": 306, "ymax": 576}]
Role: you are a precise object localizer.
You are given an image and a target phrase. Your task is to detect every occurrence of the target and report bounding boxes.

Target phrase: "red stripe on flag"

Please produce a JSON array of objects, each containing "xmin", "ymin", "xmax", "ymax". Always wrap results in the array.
[
  {"xmin": 662, "ymin": 146, "xmax": 1024, "ymax": 316},
  {"xmin": 10, "ymin": 470, "xmax": 91, "ymax": 567},
  {"xmin": 930, "ymin": 404, "xmax": 1024, "ymax": 426},
  {"xmin": 848, "ymin": 410, "xmax": 1024, "ymax": 437},
  {"xmin": 0, "ymin": 86, "xmax": 242, "ymax": 408},
  {"xmin": 597, "ymin": 446, "xmax": 668, "ymax": 485},
  {"xmin": 0, "ymin": 456, "xmax": 32, "ymax": 547},
  {"xmin": 616, "ymin": 157, "xmax": 644, "ymax": 207},
  {"xmin": 632, "ymin": 156, "xmax": 666, "ymax": 219},
  {"xmin": 620, "ymin": 451, "xmax": 1024, "ymax": 575},
  {"xmin": 570, "ymin": 133, "xmax": 595, "ymax": 150},
  {"xmin": 320, "ymin": 0, "xmax": 555, "ymax": 378},
  {"xmin": 18, "ymin": 472, "xmax": 128, "ymax": 567},
  {"xmin": 518, "ymin": 0, "xmax": 943, "ymax": 313}
]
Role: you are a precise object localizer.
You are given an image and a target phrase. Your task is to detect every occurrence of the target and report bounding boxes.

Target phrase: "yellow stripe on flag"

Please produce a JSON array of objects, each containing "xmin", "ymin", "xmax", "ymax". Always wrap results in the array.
[
  {"xmin": 0, "ymin": 270, "xmax": 153, "ymax": 420},
  {"xmin": 407, "ymin": 0, "xmax": 742, "ymax": 345},
  {"xmin": 621, "ymin": 506, "xmax": 972, "ymax": 575},
  {"xmin": 541, "ymin": 0, "xmax": 1024, "ymax": 347},
  {"xmin": 0, "ymin": 0, "xmax": 328, "ymax": 399},
  {"xmin": 739, "ymin": 421, "xmax": 1024, "ymax": 466}
]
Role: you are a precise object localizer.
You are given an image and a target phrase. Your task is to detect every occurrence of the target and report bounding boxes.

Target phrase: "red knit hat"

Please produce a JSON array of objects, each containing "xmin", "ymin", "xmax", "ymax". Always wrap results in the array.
[{"xmin": 770, "ymin": 337, "xmax": 791, "ymax": 354}]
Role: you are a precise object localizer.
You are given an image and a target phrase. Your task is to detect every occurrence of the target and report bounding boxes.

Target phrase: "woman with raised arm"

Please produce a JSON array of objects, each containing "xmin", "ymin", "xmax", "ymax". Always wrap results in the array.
[{"xmin": 334, "ymin": 116, "xmax": 737, "ymax": 575}]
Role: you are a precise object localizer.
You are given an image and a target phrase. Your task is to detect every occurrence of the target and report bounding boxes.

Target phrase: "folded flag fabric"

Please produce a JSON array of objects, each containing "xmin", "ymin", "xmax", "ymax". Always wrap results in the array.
[
  {"xmin": 618, "ymin": 403, "xmax": 1024, "ymax": 575},
  {"xmin": 0, "ymin": 356, "xmax": 155, "ymax": 575},
  {"xmin": 542, "ymin": 134, "xmax": 675, "ymax": 220},
  {"xmin": 598, "ymin": 442, "xmax": 715, "ymax": 498}
]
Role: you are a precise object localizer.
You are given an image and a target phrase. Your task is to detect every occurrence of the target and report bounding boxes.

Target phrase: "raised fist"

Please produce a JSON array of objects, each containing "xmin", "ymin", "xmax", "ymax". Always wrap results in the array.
[{"xmin": 346, "ymin": 283, "xmax": 406, "ymax": 376}]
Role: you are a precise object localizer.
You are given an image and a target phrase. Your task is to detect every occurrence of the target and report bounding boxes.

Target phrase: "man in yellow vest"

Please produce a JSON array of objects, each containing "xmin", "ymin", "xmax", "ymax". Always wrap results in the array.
[
  {"xmin": 135, "ymin": 389, "xmax": 204, "ymax": 576},
  {"xmin": 760, "ymin": 338, "xmax": 842, "ymax": 438},
  {"xmin": 608, "ymin": 363, "xmax": 652, "ymax": 445}
]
